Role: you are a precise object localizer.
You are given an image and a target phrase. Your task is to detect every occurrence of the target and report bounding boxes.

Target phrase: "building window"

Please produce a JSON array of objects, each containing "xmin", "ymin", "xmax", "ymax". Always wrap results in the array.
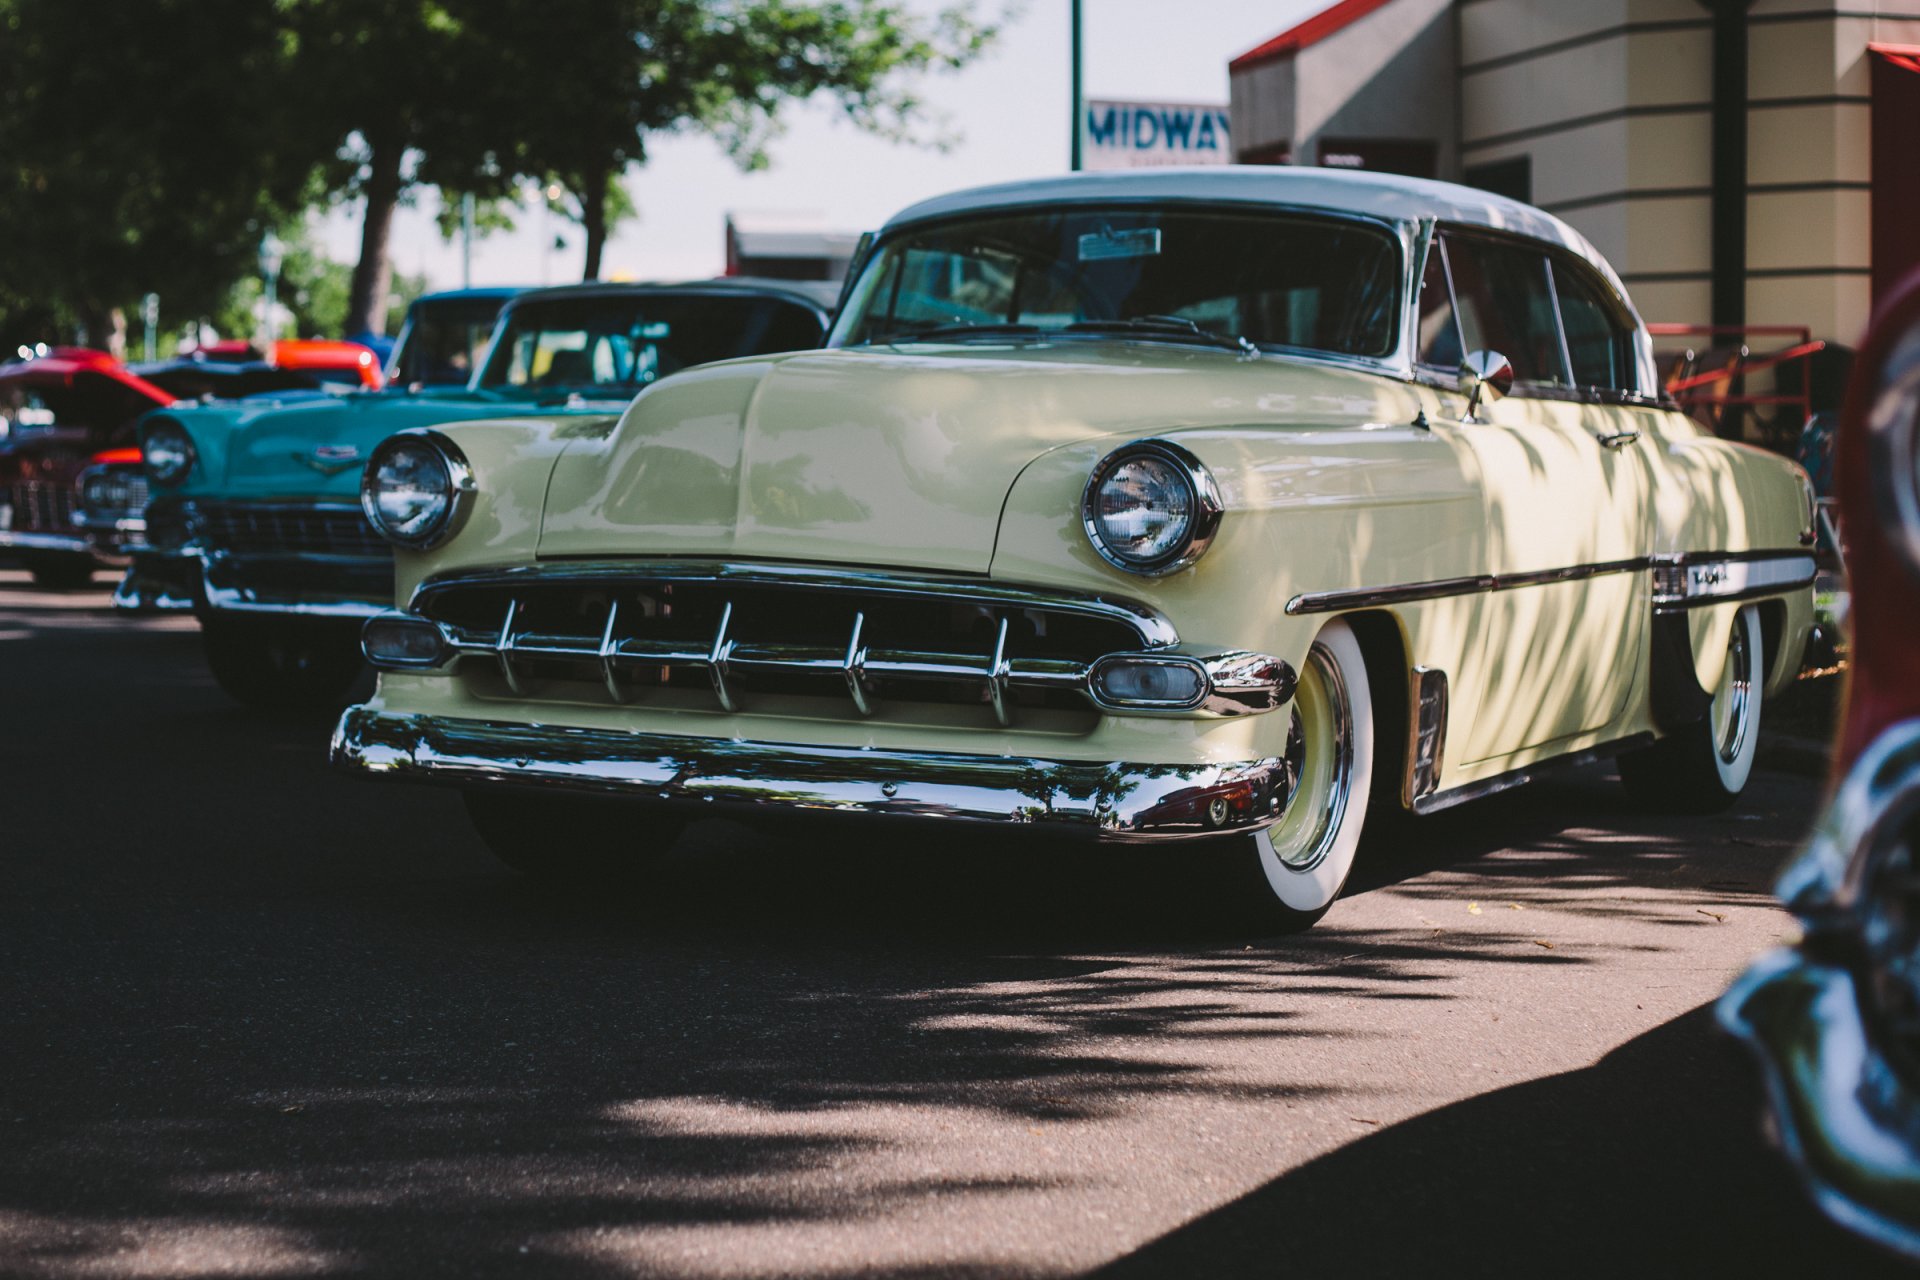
[
  {"xmin": 1464, "ymin": 155, "xmax": 1532, "ymax": 204},
  {"xmin": 1237, "ymin": 140, "xmax": 1293, "ymax": 165}
]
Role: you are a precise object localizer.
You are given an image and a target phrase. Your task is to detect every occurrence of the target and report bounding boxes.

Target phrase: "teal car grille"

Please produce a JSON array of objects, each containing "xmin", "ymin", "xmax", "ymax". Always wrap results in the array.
[{"xmin": 197, "ymin": 501, "xmax": 387, "ymax": 559}]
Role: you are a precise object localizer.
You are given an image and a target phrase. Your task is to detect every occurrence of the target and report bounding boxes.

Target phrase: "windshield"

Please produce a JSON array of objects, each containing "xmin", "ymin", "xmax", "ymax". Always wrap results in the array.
[
  {"xmin": 389, "ymin": 297, "xmax": 512, "ymax": 388},
  {"xmin": 831, "ymin": 206, "xmax": 1401, "ymax": 359},
  {"xmin": 474, "ymin": 294, "xmax": 827, "ymax": 399}
]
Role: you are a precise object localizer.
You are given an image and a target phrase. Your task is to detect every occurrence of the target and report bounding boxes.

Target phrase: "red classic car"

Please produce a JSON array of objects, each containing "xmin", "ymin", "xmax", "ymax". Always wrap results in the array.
[
  {"xmin": 0, "ymin": 340, "xmax": 382, "ymax": 587},
  {"xmin": 1721, "ymin": 268, "xmax": 1920, "ymax": 1254},
  {"xmin": 0, "ymin": 350, "xmax": 175, "ymax": 586}
]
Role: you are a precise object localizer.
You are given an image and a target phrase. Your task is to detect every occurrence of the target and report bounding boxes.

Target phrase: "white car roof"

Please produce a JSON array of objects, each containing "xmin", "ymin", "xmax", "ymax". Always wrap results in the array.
[{"xmin": 883, "ymin": 166, "xmax": 1629, "ymax": 302}]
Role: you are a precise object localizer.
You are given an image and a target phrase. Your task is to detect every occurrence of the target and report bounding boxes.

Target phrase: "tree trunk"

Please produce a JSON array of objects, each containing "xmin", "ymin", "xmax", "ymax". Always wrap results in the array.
[
  {"xmin": 74, "ymin": 303, "xmax": 127, "ymax": 359},
  {"xmin": 581, "ymin": 168, "xmax": 610, "ymax": 282},
  {"xmin": 345, "ymin": 131, "xmax": 406, "ymax": 338}
]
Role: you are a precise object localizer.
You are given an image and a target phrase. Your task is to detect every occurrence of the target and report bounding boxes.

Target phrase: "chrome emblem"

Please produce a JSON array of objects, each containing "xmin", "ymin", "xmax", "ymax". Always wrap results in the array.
[{"xmin": 296, "ymin": 444, "xmax": 362, "ymax": 477}]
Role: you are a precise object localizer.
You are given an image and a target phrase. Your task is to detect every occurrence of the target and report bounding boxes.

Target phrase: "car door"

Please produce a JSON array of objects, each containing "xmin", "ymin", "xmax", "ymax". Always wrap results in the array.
[{"xmin": 1419, "ymin": 231, "xmax": 1650, "ymax": 763}]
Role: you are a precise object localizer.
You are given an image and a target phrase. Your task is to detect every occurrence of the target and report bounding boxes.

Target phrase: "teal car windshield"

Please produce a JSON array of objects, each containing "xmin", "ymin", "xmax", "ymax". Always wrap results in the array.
[
  {"xmin": 475, "ymin": 295, "xmax": 827, "ymax": 400},
  {"xmin": 390, "ymin": 298, "xmax": 511, "ymax": 387},
  {"xmin": 831, "ymin": 206, "xmax": 1401, "ymax": 358}
]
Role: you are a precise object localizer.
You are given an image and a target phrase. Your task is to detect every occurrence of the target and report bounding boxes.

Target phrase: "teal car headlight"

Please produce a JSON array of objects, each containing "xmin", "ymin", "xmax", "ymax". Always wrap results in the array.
[
  {"xmin": 143, "ymin": 421, "xmax": 196, "ymax": 486},
  {"xmin": 360, "ymin": 429, "xmax": 475, "ymax": 549}
]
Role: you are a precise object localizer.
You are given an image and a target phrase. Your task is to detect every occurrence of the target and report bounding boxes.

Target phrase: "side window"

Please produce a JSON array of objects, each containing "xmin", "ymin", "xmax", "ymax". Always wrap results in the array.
[
  {"xmin": 1416, "ymin": 238, "xmax": 1462, "ymax": 370},
  {"xmin": 1553, "ymin": 262, "xmax": 1639, "ymax": 394},
  {"xmin": 1441, "ymin": 235, "xmax": 1570, "ymax": 386}
]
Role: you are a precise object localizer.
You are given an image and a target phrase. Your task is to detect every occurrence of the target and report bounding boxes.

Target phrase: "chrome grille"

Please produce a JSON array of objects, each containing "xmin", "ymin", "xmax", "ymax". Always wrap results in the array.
[
  {"xmin": 80, "ymin": 468, "xmax": 148, "ymax": 520},
  {"xmin": 411, "ymin": 562, "xmax": 1175, "ymax": 726},
  {"xmin": 197, "ymin": 501, "xmax": 387, "ymax": 558},
  {"xmin": 5, "ymin": 480, "xmax": 75, "ymax": 532}
]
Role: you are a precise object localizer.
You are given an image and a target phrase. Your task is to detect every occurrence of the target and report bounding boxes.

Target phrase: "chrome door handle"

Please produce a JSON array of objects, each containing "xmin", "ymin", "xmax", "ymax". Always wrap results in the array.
[{"xmin": 1595, "ymin": 430, "xmax": 1641, "ymax": 449}]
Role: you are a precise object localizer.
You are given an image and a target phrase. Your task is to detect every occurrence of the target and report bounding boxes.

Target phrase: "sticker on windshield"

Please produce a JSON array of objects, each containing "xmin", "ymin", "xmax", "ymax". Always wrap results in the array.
[
  {"xmin": 636, "ymin": 321, "xmax": 671, "ymax": 339},
  {"xmin": 1077, "ymin": 227, "xmax": 1162, "ymax": 262}
]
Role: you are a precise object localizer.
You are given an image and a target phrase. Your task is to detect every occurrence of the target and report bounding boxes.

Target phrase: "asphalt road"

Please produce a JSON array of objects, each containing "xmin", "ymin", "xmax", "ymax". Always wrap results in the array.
[{"xmin": 0, "ymin": 568, "xmax": 1905, "ymax": 1279}]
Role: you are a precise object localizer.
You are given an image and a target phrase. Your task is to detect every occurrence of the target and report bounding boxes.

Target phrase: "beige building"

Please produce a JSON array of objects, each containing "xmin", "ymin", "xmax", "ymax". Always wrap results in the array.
[{"xmin": 1229, "ymin": 0, "xmax": 1920, "ymax": 351}]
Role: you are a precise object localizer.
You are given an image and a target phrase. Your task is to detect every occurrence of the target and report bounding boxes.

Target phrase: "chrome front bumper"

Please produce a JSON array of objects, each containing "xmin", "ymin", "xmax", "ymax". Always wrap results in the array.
[
  {"xmin": 113, "ymin": 549, "xmax": 391, "ymax": 618},
  {"xmin": 330, "ymin": 706, "xmax": 1293, "ymax": 842},
  {"xmin": 0, "ymin": 529, "xmax": 94, "ymax": 556},
  {"xmin": 1718, "ymin": 720, "xmax": 1920, "ymax": 1259}
]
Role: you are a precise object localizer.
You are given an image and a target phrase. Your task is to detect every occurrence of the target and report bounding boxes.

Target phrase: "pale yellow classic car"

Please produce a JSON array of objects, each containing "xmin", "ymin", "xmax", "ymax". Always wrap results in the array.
[{"xmin": 332, "ymin": 168, "xmax": 1816, "ymax": 930}]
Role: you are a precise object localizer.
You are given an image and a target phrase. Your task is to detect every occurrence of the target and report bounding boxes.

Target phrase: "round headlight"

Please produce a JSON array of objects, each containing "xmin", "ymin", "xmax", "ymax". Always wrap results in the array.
[
  {"xmin": 1872, "ymin": 326, "xmax": 1920, "ymax": 577},
  {"xmin": 360, "ymin": 429, "xmax": 474, "ymax": 549},
  {"xmin": 1082, "ymin": 440, "xmax": 1223, "ymax": 575},
  {"xmin": 143, "ymin": 421, "xmax": 195, "ymax": 486}
]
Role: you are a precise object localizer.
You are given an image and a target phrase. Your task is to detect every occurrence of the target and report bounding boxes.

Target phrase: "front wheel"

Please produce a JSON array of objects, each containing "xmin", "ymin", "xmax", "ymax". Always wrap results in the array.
[
  {"xmin": 1620, "ymin": 603, "xmax": 1764, "ymax": 811},
  {"xmin": 1203, "ymin": 618, "xmax": 1375, "ymax": 933},
  {"xmin": 200, "ymin": 616, "xmax": 365, "ymax": 711}
]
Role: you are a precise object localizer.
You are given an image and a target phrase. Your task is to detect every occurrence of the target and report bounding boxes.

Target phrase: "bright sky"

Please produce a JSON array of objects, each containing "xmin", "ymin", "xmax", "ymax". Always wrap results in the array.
[{"xmin": 315, "ymin": 1, "xmax": 1317, "ymax": 298}]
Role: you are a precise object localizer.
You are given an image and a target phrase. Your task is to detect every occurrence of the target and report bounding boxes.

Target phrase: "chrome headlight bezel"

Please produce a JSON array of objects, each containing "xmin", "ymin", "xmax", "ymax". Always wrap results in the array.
[
  {"xmin": 142, "ymin": 421, "xmax": 196, "ymax": 487},
  {"xmin": 360, "ymin": 428, "xmax": 476, "ymax": 550},
  {"xmin": 1080, "ymin": 439, "xmax": 1223, "ymax": 576}
]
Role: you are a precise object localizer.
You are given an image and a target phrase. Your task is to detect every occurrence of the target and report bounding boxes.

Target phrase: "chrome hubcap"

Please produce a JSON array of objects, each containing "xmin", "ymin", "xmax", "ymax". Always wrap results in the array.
[
  {"xmin": 1269, "ymin": 644, "xmax": 1354, "ymax": 872},
  {"xmin": 1714, "ymin": 617, "xmax": 1754, "ymax": 766}
]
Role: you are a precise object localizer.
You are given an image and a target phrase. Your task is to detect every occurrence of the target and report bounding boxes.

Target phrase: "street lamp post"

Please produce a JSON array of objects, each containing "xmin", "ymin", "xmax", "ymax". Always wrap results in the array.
[{"xmin": 258, "ymin": 231, "xmax": 285, "ymax": 346}]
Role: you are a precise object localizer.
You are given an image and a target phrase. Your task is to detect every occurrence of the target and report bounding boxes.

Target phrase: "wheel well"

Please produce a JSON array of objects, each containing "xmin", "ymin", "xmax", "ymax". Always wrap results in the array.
[
  {"xmin": 1337, "ymin": 610, "xmax": 1411, "ymax": 806},
  {"xmin": 1754, "ymin": 597, "xmax": 1785, "ymax": 685}
]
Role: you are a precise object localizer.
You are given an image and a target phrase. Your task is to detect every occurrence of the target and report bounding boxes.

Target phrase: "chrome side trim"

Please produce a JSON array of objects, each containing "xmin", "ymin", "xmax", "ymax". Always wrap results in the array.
[
  {"xmin": 1650, "ymin": 551, "xmax": 1818, "ymax": 611},
  {"xmin": 1409, "ymin": 732, "xmax": 1655, "ymax": 816},
  {"xmin": 1287, "ymin": 551, "xmax": 1813, "ymax": 616},
  {"xmin": 409, "ymin": 560, "xmax": 1182, "ymax": 650},
  {"xmin": 330, "ymin": 707, "xmax": 1293, "ymax": 843}
]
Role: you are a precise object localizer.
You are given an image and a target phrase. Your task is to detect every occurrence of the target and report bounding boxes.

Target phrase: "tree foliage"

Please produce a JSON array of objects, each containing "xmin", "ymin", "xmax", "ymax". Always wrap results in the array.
[
  {"xmin": 0, "ymin": 0, "xmax": 1005, "ymax": 345},
  {"xmin": 0, "ymin": 0, "xmax": 322, "ymax": 351}
]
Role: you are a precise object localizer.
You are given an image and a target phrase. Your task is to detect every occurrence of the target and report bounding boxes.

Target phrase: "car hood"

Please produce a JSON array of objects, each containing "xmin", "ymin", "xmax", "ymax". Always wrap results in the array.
[
  {"xmin": 199, "ymin": 392, "xmax": 616, "ymax": 499},
  {"xmin": 537, "ymin": 342, "xmax": 1403, "ymax": 573}
]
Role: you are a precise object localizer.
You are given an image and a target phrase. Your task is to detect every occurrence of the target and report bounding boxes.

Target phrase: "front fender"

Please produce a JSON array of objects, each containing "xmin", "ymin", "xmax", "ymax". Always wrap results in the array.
[{"xmin": 393, "ymin": 414, "xmax": 618, "ymax": 603}]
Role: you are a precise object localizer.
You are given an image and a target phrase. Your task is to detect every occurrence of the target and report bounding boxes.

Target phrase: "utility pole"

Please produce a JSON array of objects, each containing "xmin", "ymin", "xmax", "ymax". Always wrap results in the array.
[
  {"xmin": 1070, "ymin": 0, "xmax": 1084, "ymax": 171},
  {"xmin": 258, "ymin": 232, "xmax": 284, "ymax": 346},
  {"xmin": 461, "ymin": 192, "xmax": 476, "ymax": 289}
]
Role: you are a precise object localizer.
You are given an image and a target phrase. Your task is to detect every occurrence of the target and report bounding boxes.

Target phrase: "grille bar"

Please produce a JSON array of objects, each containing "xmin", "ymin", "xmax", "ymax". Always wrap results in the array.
[
  {"xmin": 434, "ymin": 592, "xmax": 1122, "ymax": 724},
  {"xmin": 6, "ymin": 481, "xmax": 76, "ymax": 532}
]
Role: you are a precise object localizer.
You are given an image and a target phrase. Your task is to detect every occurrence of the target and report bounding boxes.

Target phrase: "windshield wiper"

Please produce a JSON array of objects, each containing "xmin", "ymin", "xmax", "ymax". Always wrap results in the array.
[
  {"xmin": 872, "ymin": 321, "xmax": 1043, "ymax": 343},
  {"xmin": 1064, "ymin": 315, "xmax": 1259, "ymax": 355}
]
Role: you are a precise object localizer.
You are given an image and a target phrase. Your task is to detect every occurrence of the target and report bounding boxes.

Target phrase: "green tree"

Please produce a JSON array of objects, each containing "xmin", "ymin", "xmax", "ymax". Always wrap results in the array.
[
  {"xmin": 0, "ymin": 0, "xmax": 321, "ymax": 351},
  {"xmin": 280, "ymin": 0, "xmax": 528, "ymax": 338},
  {"xmin": 493, "ymin": 0, "xmax": 1003, "ymax": 281}
]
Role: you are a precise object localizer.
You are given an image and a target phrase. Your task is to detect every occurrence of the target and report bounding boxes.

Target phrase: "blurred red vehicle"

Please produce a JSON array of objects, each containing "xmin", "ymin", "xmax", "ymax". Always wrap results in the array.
[
  {"xmin": 164, "ymin": 338, "xmax": 384, "ymax": 392},
  {"xmin": 1721, "ymin": 269, "xmax": 1920, "ymax": 1255},
  {"xmin": 0, "ymin": 339, "xmax": 381, "ymax": 587},
  {"xmin": 0, "ymin": 350, "xmax": 176, "ymax": 587}
]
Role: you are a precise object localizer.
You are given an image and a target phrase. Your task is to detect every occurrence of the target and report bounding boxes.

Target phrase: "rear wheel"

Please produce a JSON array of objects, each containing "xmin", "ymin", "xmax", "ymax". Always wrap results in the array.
[
  {"xmin": 1620, "ymin": 603, "xmax": 1764, "ymax": 811},
  {"xmin": 200, "ymin": 616, "xmax": 365, "ymax": 711},
  {"xmin": 1203, "ymin": 619, "xmax": 1375, "ymax": 933},
  {"xmin": 462, "ymin": 789, "xmax": 686, "ymax": 883},
  {"xmin": 25, "ymin": 553, "xmax": 94, "ymax": 590}
]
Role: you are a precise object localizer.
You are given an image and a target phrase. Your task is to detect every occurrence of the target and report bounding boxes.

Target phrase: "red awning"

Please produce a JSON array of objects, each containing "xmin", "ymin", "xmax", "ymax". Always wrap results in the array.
[{"xmin": 1230, "ymin": 0, "xmax": 1399, "ymax": 72}]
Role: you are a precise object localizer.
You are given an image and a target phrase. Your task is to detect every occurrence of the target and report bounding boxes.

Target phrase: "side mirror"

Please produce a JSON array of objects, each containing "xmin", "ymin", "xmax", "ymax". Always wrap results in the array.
[{"xmin": 1459, "ymin": 350, "xmax": 1514, "ymax": 423}]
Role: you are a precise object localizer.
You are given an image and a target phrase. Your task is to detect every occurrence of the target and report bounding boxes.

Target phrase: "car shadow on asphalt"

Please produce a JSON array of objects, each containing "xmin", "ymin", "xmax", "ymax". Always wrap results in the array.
[{"xmin": 1093, "ymin": 1003, "xmax": 1910, "ymax": 1279}]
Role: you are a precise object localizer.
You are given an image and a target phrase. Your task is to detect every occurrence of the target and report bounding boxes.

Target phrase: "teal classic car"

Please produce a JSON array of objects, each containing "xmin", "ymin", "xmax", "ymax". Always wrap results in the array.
[{"xmin": 125, "ymin": 279, "xmax": 837, "ymax": 708}]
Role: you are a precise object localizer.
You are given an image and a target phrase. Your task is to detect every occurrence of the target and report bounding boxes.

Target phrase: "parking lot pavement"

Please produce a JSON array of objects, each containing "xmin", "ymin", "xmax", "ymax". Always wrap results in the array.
[{"xmin": 0, "ymin": 570, "xmax": 1902, "ymax": 1279}]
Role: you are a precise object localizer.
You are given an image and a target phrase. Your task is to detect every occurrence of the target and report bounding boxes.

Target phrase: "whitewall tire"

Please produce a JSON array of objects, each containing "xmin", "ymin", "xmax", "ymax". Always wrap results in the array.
[
  {"xmin": 1214, "ymin": 618, "xmax": 1375, "ymax": 931},
  {"xmin": 1620, "ymin": 603, "xmax": 1764, "ymax": 811}
]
